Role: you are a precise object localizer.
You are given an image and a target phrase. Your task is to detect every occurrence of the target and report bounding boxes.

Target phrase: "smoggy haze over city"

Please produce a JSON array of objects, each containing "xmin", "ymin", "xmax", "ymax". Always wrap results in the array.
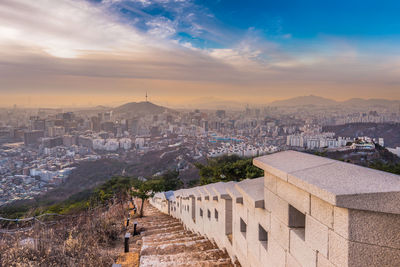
[{"xmin": 1, "ymin": 0, "xmax": 400, "ymax": 107}]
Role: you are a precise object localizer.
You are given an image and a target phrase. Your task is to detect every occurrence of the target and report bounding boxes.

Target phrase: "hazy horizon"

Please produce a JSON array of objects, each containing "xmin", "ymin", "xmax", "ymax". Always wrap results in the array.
[
  {"xmin": 1, "ymin": 94, "xmax": 400, "ymax": 110},
  {"xmin": 2, "ymin": 0, "xmax": 400, "ymax": 106}
]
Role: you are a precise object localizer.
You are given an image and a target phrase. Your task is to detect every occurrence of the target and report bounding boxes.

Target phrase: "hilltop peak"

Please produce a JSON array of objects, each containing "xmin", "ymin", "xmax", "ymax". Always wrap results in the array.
[{"xmin": 113, "ymin": 101, "xmax": 170, "ymax": 115}]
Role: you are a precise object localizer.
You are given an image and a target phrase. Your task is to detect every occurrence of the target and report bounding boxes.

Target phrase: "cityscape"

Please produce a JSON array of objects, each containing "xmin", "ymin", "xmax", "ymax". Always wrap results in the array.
[
  {"xmin": 1, "ymin": 0, "xmax": 400, "ymax": 266},
  {"xmin": 1, "ymin": 96, "xmax": 399, "ymax": 207}
]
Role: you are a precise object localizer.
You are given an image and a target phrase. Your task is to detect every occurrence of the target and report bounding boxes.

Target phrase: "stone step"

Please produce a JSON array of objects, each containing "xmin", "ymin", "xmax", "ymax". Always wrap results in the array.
[
  {"xmin": 143, "ymin": 222, "xmax": 182, "ymax": 230},
  {"xmin": 140, "ymin": 258, "xmax": 233, "ymax": 267},
  {"xmin": 142, "ymin": 226, "xmax": 186, "ymax": 236},
  {"xmin": 143, "ymin": 223, "xmax": 183, "ymax": 230},
  {"xmin": 143, "ymin": 232, "xmax": 199, "ymax": 242},
  {"xmin": 143, "ymin": 232, "xmax": 199, "ymax": 240},
  {"xmin": 143, "ymin": 235, "xmax": 206, "ymax": 246},
  {"xmin": 141, "ymin": 238, "xmax": 217, "ymax": 256},
  {"xmin": 137, "ymin": 200, "xmax": 234, "ymax": 267},
  {"xmin": 140, "ymin": 249, "xmax": 230, "ymax": 262}
]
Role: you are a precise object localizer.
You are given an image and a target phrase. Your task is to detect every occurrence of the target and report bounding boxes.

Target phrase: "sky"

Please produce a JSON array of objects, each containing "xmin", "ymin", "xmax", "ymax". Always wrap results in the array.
[{"xmin": 1, "ymin": 0, "xmax": 400, "ymax": 107}]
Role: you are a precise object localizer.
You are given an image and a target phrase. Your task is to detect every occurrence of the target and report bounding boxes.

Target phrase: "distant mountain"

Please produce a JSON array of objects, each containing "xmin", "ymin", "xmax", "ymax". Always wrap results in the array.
[
  {"xmin": 73, "ymin": 105, "xmax": 111, "ymax": 115},
  {"xmin": 269, "ymin": 95, "xmax": 337, "ymax": 106},
  {"xmin": 269, "ymin": 95, "xmax": 400, "ymax": 107},
  {"xmin": 184, "ymin": 97, "xmax": 247, "ymax": 110},
  {"xmin": 95, "ymin": 105, "xmax": 110, "ymax": 110},
  {"xmin": 113, "ymin": 101, "xmax": 169, "ymax": 115},
  {"xmin": 342, "ymin": 98, "xmax": 400, "ymax": 107}
]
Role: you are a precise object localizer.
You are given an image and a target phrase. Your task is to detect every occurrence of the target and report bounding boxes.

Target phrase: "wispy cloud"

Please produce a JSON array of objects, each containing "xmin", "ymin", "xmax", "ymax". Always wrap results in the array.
[{"xmin": 0, "ymin": 0, "xmax": 400, "ymax": 106}]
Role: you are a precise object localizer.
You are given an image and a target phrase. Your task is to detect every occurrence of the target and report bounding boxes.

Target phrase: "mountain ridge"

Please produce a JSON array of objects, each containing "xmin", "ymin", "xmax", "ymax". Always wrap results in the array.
[
  {"xmin": 269, "ymin": 95, "xmax": 400, "ymax": 107},
  {"xmin": 269, "ymin": 95, "xmax": 336, "ymax": 106}
]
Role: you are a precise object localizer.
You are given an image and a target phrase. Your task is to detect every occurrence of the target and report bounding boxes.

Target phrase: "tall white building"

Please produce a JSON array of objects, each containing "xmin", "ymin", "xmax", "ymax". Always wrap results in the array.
[
  {"xmin": 286, "ymin": 135, "xmax": 304, "ymax": 147},
  {"xmin": 287, "ymin": 134, "xmax": 353, "ymax": 149}
]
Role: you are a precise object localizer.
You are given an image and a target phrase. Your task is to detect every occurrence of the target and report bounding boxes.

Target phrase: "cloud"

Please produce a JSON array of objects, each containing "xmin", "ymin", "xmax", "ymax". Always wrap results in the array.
[
  {"xmin": 0, "ymin": 0, "xmax": 158, "ymax": 58},
  {"xmin": 0, "ymin": 0, "xmax": 400, "ymax": 105},
  {"xmin": 146, "ymin": 17, "xmax": 176, "ymax": 38},
  {"xmin": 282, "ymin": 33, "xmax": 292, "ymax": 39},
  {"xmin": 0, "ymin": 0, "xmax": 268, "ymax": 80}
]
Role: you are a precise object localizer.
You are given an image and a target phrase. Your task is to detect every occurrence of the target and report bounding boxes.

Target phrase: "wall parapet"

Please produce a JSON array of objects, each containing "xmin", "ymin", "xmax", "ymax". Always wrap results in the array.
[
  {"xmin": 151, "ymin": 150, "xmax": 400, "ymax": 267},
  {"xmin": 253, "ymin": 151, "xmax": 400, "ymax": 214}
]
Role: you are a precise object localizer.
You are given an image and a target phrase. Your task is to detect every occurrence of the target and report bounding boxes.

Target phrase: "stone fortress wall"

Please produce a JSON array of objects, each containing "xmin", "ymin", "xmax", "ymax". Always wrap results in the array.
[{"xmin": 150, "ymin": 151, "xmax": 400, "ymax": 267}]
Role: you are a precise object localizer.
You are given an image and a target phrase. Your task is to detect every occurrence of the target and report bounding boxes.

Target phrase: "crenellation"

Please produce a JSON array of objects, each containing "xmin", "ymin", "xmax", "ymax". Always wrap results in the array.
[{"xmin": 150, "ymin": 151, "xmax": 400, "ymax": 267}]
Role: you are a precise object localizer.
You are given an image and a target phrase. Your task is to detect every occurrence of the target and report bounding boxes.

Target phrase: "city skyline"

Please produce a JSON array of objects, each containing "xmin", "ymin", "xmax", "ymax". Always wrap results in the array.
[
  {"xmin": 2, "ymin": 0, "xmax": 400, "ymax": 106},
  {"xmin": 2, "ymin": 94, "xmax": 400, "ymax": 109}
]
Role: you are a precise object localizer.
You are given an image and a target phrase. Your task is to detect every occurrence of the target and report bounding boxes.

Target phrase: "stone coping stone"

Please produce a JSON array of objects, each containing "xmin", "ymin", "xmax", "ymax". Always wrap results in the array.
[
  {"xmin": 188, "ymin": 189, "xmax": 201, "ymax": 198},
  {"xmin": 183, "ymin": 188, "xmax": 196, "ymax": 197},
  {"xmin": 212, "ymin": 181, "xmax": 236, "ymax": 199},
  {"xmin": 204, "ymin": 184, "xmax": 219, "ymax": 198},
  {"xmin": 254, "ymin": 151, "xmax": 400, "ymax": 214},
  {"xmin": 196, "ymin": 186, "xmax": 209, "ymax": 198},
  {"xmin": 253, "ymin": 150, "xmax": 333, "ymax": 179},
  {"xmin": 183, "ymin": 188, "xmax": 195, "ymax": 198},
  {"xmin": 182, "ymin": 189, "xmax": 190, "ymax": 197},
  {"xmin": 174, "ymin": 189, "xmax": 184, "ymax": 197},
  {"xmin": 235, "ymin": 177, "xmax": 265, "ymax": 208},
  {"xmin": 153, "ymin": 192, "xmax": 166, "ymax": 200},
  {"xmin": 226, "ymin": 185, "xmax": 243, "ymax": 203}
]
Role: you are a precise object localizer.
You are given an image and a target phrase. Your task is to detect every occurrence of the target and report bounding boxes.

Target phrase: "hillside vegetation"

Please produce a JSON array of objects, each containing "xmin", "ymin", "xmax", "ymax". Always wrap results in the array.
[
  {"xmin": 1, "ymin": 168, "xmax": 182, "ymax": 219},
  {"xmin": 0, "ymin": 170, "xmax": 183, "ymax": 266},
  {"xmin": 195, "ymin": 155, "xmax": 263, "ymax": 185},
  {"xmin": 0, "ymin": 159, "xmax": 127, "ymax": 218},
  {"xmin": 0, "ymin": 176, "xmax": 133, "ymax": 266}
]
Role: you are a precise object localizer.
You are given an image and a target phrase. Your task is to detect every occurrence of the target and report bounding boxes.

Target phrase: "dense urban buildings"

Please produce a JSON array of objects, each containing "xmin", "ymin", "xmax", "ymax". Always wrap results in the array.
[{"xmin": 1, "ymin": 99, "xmax": 400, "ymax": 207}]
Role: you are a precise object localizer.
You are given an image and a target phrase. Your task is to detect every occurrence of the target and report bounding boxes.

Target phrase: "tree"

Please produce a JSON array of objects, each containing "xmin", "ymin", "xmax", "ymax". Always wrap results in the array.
[
  {"xmin": 131, "ymin": 179, "xmax": 163, "ymax": 217},
  {"xmin": 90, "ymin": 176, "xmax": 132, "ymax": 206},
  {"xmin": 195, "ymin": 155, "xmax": 263, "ymax": 185},
  {"xmin": 159, "ymin": 170, "xmax": 182, "ymax": 191}
]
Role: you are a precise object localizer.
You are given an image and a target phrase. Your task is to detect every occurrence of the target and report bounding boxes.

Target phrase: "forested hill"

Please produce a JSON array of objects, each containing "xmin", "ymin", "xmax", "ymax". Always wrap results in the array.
[{"xmin": 113, "ymin": 101, "xmax": 170, "ymax": 115}]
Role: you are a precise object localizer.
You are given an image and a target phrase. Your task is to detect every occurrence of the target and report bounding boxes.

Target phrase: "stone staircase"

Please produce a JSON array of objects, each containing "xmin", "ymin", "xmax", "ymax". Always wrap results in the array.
[{"xmin": 139, "ymin": 204, "xmax": 234, "ymax": 267}]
